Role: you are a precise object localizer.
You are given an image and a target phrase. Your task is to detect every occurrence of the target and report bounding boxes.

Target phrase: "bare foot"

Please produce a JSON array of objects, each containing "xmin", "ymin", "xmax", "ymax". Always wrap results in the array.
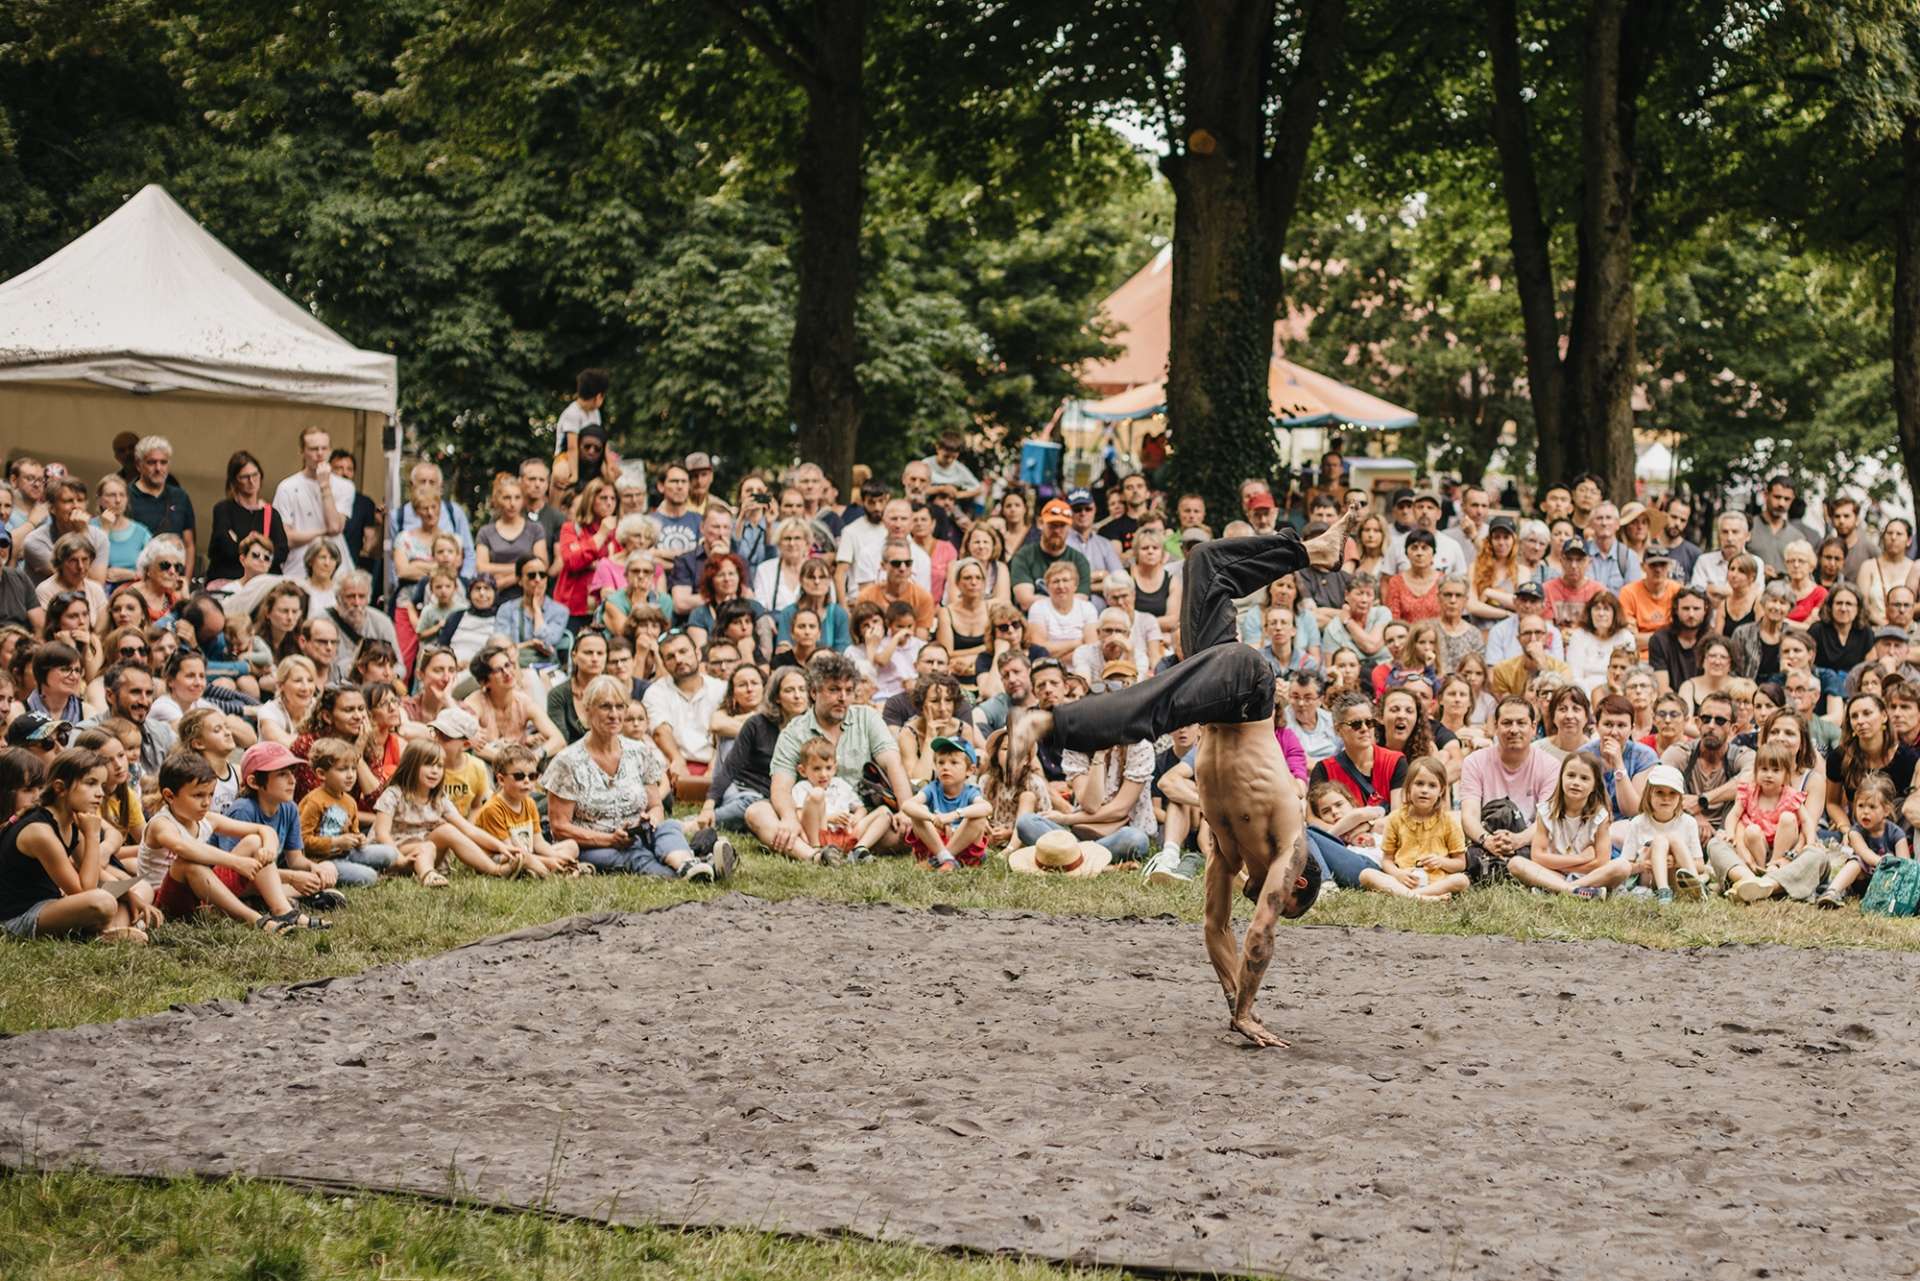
[{"xmin": 1231, "ymin": 1014, "xmax": 1289, "ymax": 1049}]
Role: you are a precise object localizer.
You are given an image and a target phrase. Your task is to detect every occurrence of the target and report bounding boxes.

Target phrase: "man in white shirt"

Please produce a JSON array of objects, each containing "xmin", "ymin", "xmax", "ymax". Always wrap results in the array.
[
  {"xmin": 1386, "ymin": 492, "xmax": 1466, "ymax": 576},
  {"xmin": 1689, "ymin": 510, "xmax": 1752, "ymax": 603},
  {"xmin": 272, "ymin": 426, "xmax": 355, "ymax": 577},
  {"xmin": 837, "ymin": 494, "xmax": 928, "ymax": 595},
  {"xmin": 642, "ymin": 630, "xmax": 727, "ymax": 797}
]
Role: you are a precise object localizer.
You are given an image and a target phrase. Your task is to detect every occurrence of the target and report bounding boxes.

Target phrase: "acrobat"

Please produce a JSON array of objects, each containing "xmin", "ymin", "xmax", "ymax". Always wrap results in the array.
[{"xmin": 1010, "ymin": 503, "xmax": 1360, "ymax": 1047}]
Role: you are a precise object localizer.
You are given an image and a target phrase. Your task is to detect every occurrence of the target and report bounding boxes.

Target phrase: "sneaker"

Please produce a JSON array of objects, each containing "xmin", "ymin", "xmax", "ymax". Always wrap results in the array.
[
  {"xmin": 1571, "ymin": 886, "xmax": 1602, "ymax": 899},
  {"xmin": 710, "ymin": 838, "xmax": 739, "ymax": 880},
  {"xmin": 299, "ymin": 889, "xmax": 348, "ymax": 911},
  {"xmin": 817, "ymin": 844, "xmax": 846, "ymax": 868},
  {"xmin": 1654, "ymin": 887, "xmax": 1674, "ymax": 904},
  {"xmin": 1172, "ymin": 850, "xmax": 1206, "ymax": 881},
  {"xmin": 679, "ymin": 860, "xmax": 715, "ymax": 883},
  {"xmin": 1623, "ymin": 885, "xmax": 1654, "ymax": 901},
  {"xmin": 1142, "ymin": 849, "xmax": 1181, "ymax": 884},
  {"xmin": 932, "ymin": 856, "xmax": 959, "ymax": 873},
  {"xmin": 848, "ymin": 845, "xmax": 873, "ymax": 865},
  {"xmin": 1731, "ymin": 875, "xmax": 1780, "ymax": 903},
  {"xmin": 1673, "ymin": 867, "xmax": 1708, "ymax": 901}
]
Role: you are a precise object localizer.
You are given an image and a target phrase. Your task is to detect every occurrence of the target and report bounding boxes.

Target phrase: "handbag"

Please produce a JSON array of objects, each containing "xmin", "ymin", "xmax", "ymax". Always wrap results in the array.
[{"xmin": 1464, "ymin": 797, "xmax": 1526, "ymax": 885}]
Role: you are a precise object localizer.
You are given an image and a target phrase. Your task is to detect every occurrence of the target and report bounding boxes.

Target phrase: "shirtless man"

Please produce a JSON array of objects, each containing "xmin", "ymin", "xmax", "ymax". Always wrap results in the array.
[{"xmin": 1009, "ymin": 502, "xmax": 1359, "ymax": 1048}]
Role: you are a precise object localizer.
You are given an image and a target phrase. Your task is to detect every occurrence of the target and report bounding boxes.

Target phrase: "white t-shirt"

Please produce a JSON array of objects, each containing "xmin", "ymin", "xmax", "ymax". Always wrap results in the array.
[
  {"xmin": 792, "ymin": 776, "xmax": 860, "ymax": 817},
  {"xmin": 1621, "ymin": 811, "xmax": 1702, "ymax": 865},
  {"xmin": 271, "ymin": 470, "xmax": 357, "ymax": 576},
  {"xmin": 139, "ymin": 810, "xmax": 213, "ymax": 889},
  {"xmin": 555, "ymin": 400, "xmax": 601, "ymax": 455},
  {"xmin": 642, "ymin": 673, "xmax": 727, "ymax": 764},
  {"xmin": 836, "ymin": 519, "xmax": 930, "ymax": 594},
  {"xmin": 1027, "ymin": 597, "xmax": 1098, "ymax": 648}
]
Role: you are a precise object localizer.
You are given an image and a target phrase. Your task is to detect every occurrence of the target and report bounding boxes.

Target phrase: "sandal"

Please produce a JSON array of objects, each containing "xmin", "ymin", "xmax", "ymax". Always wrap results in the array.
[
  {"xmin": 272, "ymin": 910, "xmax": 332, "ymax": 931},
  {"xmin": 252, "ymin": 914, "xmax": 296, "ymax": 935},
  {"xmin": 417, "ymin": 871, "xmax": 450, "ymax": 889},
  {"xmin": 99, "ymin": 925, "xmax": 149, "ymax": 945}
]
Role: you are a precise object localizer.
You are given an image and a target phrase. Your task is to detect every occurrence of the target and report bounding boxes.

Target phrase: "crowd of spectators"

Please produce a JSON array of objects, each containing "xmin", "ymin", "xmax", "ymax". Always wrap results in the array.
[{"xmin": 5, "ymin": 369, "xmax": 1920, "ymax": 945}]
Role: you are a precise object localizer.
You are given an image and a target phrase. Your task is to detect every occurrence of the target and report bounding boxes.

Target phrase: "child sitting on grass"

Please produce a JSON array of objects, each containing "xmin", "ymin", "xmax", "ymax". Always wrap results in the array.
[
  {"xmin": 1820, "ymin": 771, "xmax": 1910, "ymax": 908},
  {"xmin": 371, "ymin": 738, "xmax": 520, "ymax": 887},
  {"xmin": 176, "ymin": 706, "xmax": 241, "ymax": 815},
  {"xmin": 473, "ymin": 743, "xmax": 583, "ymax": 878},
  {"xmin": 74, "ymin": 726, "xmax": 141, "ymax": 875},
  {"xmin": 297, "ymin": 737, "xmax": 401, "ymax": 888},
  {"xmin": 1568, "ymin": 762, "xmax": 1708, "ymax": 903},
  {"xmin": 901, "ymin": 735, "xmax": 991, "ymax": 870},
  {"xmin": 0, "ymin": 747, "xmax": 158, "ymax": 943},
  {"xmin": 221, "ymin": 742, "xmax": 347, "ymax": 910},
  {"xmin": 1507, "ymin": 751, "xmax": 1613, "ymax": 897},
  {"xmin": 1724, "ymin": 741, "xmax": 1808, "ymax": 880},
  {"xmin": 1305, "ymin": 781, "xmax": 1443, "ymax": 901},
  {"xmin": 1378, "ymin": 756, "xmax": 1473, "ymax": 899},
  {"xmin": 792, "ymin": 735, "xmax": 891, "ymax": 866},
  {"xmin": 140, "ymin": 752, "xmax": 326, "ymax": 932}
]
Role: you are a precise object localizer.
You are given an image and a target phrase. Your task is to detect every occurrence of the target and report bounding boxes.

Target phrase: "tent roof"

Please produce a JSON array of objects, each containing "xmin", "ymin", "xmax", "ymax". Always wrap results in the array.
[
  {"xmin": 0, "ymin": 184, "xmax": 396, "ymax": 415},
  {"xmin": 1080, "ymin": 355, "xmax": 1418, "ymax": 430},
  {"xmin": 1082, "ymin": 246, "xmax": 1313, "ymax": 393}
]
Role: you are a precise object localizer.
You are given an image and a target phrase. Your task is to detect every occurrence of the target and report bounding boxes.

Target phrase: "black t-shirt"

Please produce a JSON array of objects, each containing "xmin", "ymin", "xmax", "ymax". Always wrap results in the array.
[
  {"xmin": 1296, "ymin": 565, "xmax": 1352, "ymax": 611},
  {"xmin": 1428, "ymin": 720, "xmax": 1458, "ymax": 751},
  {"xmin": 1827, "ymin": 742, "xmax": 1920, "ymax": 806},
  {"xmin": 1648, "ymin": 629, "xmax": 1705, "ymax": 690},
  {"xmin": 0, "ymin": 567, "xmax": 37, "ymax": 628},
  {"xmin": 715, "ymin": 712, "xmax": 781, "ymax": 798},
  {"xmin": 0, "ymin": 808, "xmax": 64, "ymax": 921},
  {"xmin": 1098, "ymin": 514, "xmax": 1140, "ymax": 554},
  {"xmin": 1756, "ymin": 638, "xmax": 1782, "ymax": 683},
  {"xmin": 1812, "ymin": 622, "xmax": 1873, "ymax": 674}
]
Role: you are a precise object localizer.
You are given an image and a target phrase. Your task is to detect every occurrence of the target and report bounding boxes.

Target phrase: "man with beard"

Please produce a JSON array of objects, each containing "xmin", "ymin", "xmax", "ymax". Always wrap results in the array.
[
  {"xmin": 91, "ymin": 661, "xmax": 175, "ymax": 781},
  {"xmin": 326, "ymin": 572, "xmax": 398, "ymax": 683},
  {"xmin": 1648, "ymin": 588, "xmax": 1714, "ymax": 692},
  {"xmin": 1008, "ymin": 500, "xmax": 1092, "ymax": 609},
  {"xmin": 1007, "ymin": 509, "xmax": 1357, "ymax": 1049},
  {"xmin": 1661, "ymin": 689, "xmax": 1751, "ymax": 867},
  {"xmin": 767, "ymin": 651, "xmax": 917, "ymax": 863},
  {"xmin": 642, "ymin": 630, "xmax": 727, "ymax": 801}
]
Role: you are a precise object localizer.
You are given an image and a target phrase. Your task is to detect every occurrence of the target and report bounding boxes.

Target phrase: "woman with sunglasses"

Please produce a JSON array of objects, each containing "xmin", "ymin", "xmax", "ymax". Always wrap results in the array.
[
  {"xmin": 773, "ymin": 557, "xmax": 850, "ymax": 653},
  {"xmin": 495, "ymin": 554, "xmax": 570, "ymax": 677},
  {"xmin": 463, "ymin": 645, "xmax": 566, "ymax": 765},
  {"xmin": 124, "ymin": 535, "xmax": 189, "ymax": 625}
]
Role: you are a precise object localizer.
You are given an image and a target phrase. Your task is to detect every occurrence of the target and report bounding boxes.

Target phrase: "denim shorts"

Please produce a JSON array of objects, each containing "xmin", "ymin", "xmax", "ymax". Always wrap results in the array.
[{"xmin": 1, "ymin": 900, "xmax": 48, "ymax": 940}]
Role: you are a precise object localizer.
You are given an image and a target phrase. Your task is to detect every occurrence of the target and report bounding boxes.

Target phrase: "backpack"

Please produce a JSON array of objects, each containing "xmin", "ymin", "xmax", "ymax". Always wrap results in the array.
[
  {"xmin": 1862, "ymin": 856, "xmax": 1920, "ymax": 917},
  {"xmin": 1463, "ymin": 797, "xmax": 1526, "ymax": 885}
]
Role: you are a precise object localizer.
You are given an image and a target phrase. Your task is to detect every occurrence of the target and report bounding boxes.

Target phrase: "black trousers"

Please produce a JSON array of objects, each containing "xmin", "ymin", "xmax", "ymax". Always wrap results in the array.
[{"xmin": 1050, "ymin": 532, "xmax": 1307, "ymax": 753}]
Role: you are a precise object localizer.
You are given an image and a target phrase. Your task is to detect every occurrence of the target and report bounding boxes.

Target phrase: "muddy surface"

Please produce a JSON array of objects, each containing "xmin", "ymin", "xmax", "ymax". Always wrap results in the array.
[{"xmin": 5, "ymin": 896, "xmax": 1917, "ymax": 1278}]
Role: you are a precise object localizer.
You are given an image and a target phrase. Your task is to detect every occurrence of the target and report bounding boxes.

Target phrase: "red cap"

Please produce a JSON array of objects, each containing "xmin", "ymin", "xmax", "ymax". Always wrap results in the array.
[
  {"xmin": 240, "ymin": 741, "xmax": 305, "ymax": 779},
  {"xmin": 1245, "ymin": 491, "xmax": 1276, "ymax": 512},
  {"xmin": 1040, "ymin": 499, "xmax": 1073, "ymax": 525}
]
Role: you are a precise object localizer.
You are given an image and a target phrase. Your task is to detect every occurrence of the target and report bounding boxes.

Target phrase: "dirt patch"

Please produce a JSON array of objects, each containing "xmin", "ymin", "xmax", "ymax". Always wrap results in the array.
[{"xmin": 3, "ymin": 896, "xmax": 1916, "ymax": 1278}]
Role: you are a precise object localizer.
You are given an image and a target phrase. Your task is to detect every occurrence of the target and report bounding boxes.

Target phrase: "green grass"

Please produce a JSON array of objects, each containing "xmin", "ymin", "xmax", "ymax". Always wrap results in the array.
[
  {"xmin": 5, "ymin": 837, "xmax": 1917, "ymax": 1278},
  {"xmin": 0, "ymin": 1168, "xmax": 1125, "ymax": 1280}
]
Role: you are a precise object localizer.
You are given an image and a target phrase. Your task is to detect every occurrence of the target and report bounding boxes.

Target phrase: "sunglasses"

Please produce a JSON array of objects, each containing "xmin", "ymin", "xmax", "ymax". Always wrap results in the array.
[
  {"xmin": 1698, "ymin": 714, "xmax": 1731, "ymax": 726},
  {"xmin": 996, "ymin": 623, "xmax": 1021, "ymax": 632},
  {"xmin": 887, "ymin": 559, "xmax": 913, "ymax": 568},
  {"xmin": 504, "ymin": 770, "xmax": 536, "ymax": 782},
  {"xmin": 118, "ymin": 644, "xmax": 148, "ymax": 658},
  {"xmin": 1342, "ymin": 717, "xmax": 1376, "ymax": 730},
  {"xmin": 154, "ymin": 561, "xmax": 184, "ymax": 573},
  {"xmin": 523, "ymin": 568, "xmax": 548, "ymax": 579}
]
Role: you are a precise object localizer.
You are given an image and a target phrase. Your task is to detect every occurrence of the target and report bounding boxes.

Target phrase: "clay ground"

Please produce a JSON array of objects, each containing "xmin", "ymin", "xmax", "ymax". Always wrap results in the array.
[{"xmin": 3, "ymin": 895, "xmax": 1915, "ymax": 1279}]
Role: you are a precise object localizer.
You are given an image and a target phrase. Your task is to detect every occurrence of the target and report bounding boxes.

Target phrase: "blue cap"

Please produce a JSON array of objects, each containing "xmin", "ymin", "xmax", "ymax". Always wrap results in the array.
[
  {"xmin": 1067, "ymin": 488, "xmax": 1094, "ymax": 507},
  {"xmin": 930, "ymin": 736, "xmax": 978, "ymax": 764}
]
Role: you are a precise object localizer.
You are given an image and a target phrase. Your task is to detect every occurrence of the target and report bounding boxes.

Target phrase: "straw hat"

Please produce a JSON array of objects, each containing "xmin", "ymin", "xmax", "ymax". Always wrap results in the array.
[{"xmin": 1006, "ymin": 829, "xmax": 1112, "ymax": 878}]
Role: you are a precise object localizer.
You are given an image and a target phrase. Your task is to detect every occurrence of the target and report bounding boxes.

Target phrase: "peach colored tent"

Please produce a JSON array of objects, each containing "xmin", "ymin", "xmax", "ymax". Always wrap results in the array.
[{"xmin": 1079, "ymin": 355, "xmax": 1416, "ymax": 429}]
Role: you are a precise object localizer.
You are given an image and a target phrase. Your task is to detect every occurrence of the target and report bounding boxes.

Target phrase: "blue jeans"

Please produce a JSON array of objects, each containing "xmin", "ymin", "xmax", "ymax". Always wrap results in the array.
[
  {"xmin": 328, "ymin": 843, "xmax": 400, "ymax": 888},
  {"xmin": 713, "ymin": 781, "xmax": 766, "ymax": 833},
  {"xmin": 1014, "ymin": 814, "xmax": 1151, "ymax": 862},
  {"xmin": 580, "ymin": 819, "xmax": 693, "ymax": 876},
  {"xmin": 1306, "ymin": 826, "xmax": 1376, "ymax": 889}
]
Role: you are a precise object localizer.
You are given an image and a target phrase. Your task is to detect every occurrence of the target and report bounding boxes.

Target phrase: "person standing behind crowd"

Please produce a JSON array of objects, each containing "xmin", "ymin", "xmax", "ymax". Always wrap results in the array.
[
  {"xmin": 274, "ymin": 426, "xmax": 354, "ymax": 579},
  {"xmin": 91, "ymin": 475, "xmax": 150, "ymax": 588},
  {"xmin": 205, "ymin": 451, "xmax": 287, "ymax": 583},
  {"xmin": 555, "ymin": 478, "xmax": 620, "ymax": 630},
  {"xmin": 124, "ymin": 436, "xmax": 195, "ymax": 574}
]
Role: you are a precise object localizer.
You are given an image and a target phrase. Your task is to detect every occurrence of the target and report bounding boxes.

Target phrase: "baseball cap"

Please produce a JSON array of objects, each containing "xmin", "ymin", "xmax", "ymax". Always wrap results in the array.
[
  {"xmin": 1515, "ymin": 581, "xmax": 1545, "ymax": 601},
  {"xmin": 1390, "ymin": 487, "xmax": 1415, "ymax": 508},
  {"xmin": 431, "ymin": 707, "xmax": 482, "ymax": 739},
  {"xmin": 5, "ymin": 714, "xmax": 67, "ymax": 747},
  {"xmin": 1180, "ymin": 527, "xmax": 1209, "ymax": 547},
  {"xmin": 1066, "ymin": 488, "xmax": 1095, "ymax": 508},
  {"xmin": 1488, "ymin": 514, "xmax": 1517, "ymax": 536},
  {"xmin": 1040, "ymin": 499, "xmax": 1073, "ymax": 525},
  {"xmin": 1414, "ymin": 490, "xmax": 1441, "ymax": 507},
  {"xmin": 240, "ymin": 741, "xmax": 305, "ymax": 779},
  {"xmin": 684, "ymin": 451, "xmax": 713, "ymax": 472},
  {"xmin": 1245, "ymin": 491, "xmax": 1277, "ymax": 512},
  {"xmin": 1644, "ymin": 764, "xmax": 1685, "ymax": 793},
  {"xmin": 930, "ymin": 735, "xmax": 977, "ymax": 764},
  {"xmin": 1562, "ymin": 538, "xmax": 1589, "ymax": 557},
  {"xmin": 1100, "ymin": 658, "xmax": 1139, "ymax": 682},
  {"xmin": 1875, "ymin": 625, "xmax": 1910, "ymax": 644},
  {"xmin": 1643, "ymin": 544, "xmax": 1674, "ymax": 563}
]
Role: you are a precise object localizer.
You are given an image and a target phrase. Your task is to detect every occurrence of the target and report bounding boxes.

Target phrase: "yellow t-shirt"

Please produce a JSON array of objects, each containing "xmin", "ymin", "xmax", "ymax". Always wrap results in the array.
[
  {"xmin": 1381, "ymin": 808, "xmax": 1465, "ymax": 872},
  {"xmin": 473, "ymin": 791, "xmax": 540, "ymax": 853},
  {"xmin": 104, "ymin": 787, "xmax": 145, "ymax": 840},
  {"xmin": 440, "ymin": 754, "xmax": 492, "ymax": 818}
]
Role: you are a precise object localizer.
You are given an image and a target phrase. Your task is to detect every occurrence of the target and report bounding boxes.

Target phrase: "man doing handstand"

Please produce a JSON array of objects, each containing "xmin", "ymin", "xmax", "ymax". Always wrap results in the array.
[{"xmin": 1010, "ymin": 505, "xmax": 1358, "ymax": 1048}]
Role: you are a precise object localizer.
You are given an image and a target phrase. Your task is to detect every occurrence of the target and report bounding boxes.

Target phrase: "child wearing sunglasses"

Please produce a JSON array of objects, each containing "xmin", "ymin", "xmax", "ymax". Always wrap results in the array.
[{"xmin": 473, "ymin": 743, "xmax": 583, "ymax": 877}]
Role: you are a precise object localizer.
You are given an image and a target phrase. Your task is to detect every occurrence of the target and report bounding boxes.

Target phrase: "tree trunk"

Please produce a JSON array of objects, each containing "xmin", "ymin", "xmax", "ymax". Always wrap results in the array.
[
  {"xmin": 1161, "ymin": 0, "xmax": 1345, "ymax": 523},
  {"xmin": 1569, "ymin": 0, "xmax": 1639, "ymax": 501},
  {"xmin": 786, "ymin": 0, "xmax": 867, "ymax": 495},
  {"xmin": 1893, "ymin": 116, "xmax": 1920, "ymax": 534},
  {"xmin": 1485, "ymin": 0, "xmax": 1571, "ymax": 484}
]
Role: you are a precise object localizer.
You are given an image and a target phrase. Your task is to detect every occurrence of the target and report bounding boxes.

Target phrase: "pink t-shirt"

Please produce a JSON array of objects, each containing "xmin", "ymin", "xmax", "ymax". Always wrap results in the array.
[{"xmin": 1459, "ymin": 745, "xmax": 1560, "ymax": 823}]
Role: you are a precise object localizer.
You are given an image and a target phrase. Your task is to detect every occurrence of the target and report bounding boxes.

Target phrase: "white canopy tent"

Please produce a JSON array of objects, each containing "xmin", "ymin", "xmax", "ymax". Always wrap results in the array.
[{"xmin": 0, "ymin": 184, "xmax": 398, "ymax": 565}]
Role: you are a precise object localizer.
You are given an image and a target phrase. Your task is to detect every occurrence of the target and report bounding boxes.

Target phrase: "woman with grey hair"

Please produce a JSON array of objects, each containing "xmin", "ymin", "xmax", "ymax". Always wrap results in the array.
[
  {"xmin": 1731, "ymin": 581, "xmax": 1795, "ymax": 682},
  {"xmin": 123, "ymin": 534, "xmax": 189, "ymax": 623},
  {"xmin": 543, "ymin": 674, "xmax": 734, "ymax": 879}
]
